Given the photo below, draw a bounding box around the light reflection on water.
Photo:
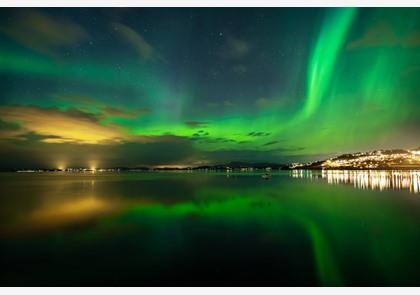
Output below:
[290,170,420,193]
[2,172,420,285]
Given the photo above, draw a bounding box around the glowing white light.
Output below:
[291,170,420,193]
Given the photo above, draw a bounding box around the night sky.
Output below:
[0,8,419,169]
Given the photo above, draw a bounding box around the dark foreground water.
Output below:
[0,170,419,286]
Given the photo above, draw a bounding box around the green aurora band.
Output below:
[0,8,419,166]
[304,8,358,120]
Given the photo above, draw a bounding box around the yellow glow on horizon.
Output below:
[88,160,98,172]
[57,161,66,171]
[153,164,191,169]
[0,105,126,144]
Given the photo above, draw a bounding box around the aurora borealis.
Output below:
[0,8,419,169]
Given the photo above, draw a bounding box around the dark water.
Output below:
[0,170,420,286]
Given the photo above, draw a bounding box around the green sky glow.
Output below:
[0,8,419,167]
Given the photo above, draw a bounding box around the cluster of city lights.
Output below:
[321,149,420,169]
[289,148,420,170]
[291,169,420,193]
[17,167,115,173]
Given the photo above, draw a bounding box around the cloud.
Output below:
[17,132,64,142]
[202,146,305,164]
[0,9,89,57]
[248,131,271,137]
[224,100,237,107]
[112,22,160,61]
[0,119,22,141]
[0,133,198,169]
[0,119,20,131]
[185,121,208,128]
[347,22,420,50]
[222,33,251,59]
[189,132,243,145]
[102,106,150,119]
[255,97,272,108]
[263,141,278,146]
[190,130,210,141]
[52,93,150,119]
[0,105,126,144]
[53,93,101,105]
[0,117,309,169]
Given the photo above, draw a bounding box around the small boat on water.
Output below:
[261,173,272,180]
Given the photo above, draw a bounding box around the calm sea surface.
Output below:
[0,170,420,286]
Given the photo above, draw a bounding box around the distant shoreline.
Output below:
[3,167,420,173]
[2,147,418,173]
